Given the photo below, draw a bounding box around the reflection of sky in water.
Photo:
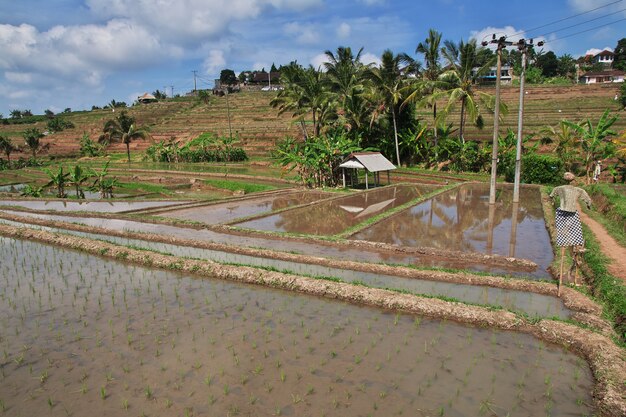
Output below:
[0,208,549,279]
[0,200,189,213]
[235,185,434,235]
[159,191,331,224]
[353,184,553,273]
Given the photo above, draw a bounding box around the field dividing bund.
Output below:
[0,217,575,319]
[0,225,624,416]
[0,207,541,276]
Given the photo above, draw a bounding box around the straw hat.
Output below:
[563,172,576,182]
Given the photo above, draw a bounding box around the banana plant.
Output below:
[44,166,69,198]
[68,165,92,199]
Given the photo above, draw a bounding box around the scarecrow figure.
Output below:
[549,172,592,295]
[593,160,602,183]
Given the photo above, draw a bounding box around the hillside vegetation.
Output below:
[1,84,623,159]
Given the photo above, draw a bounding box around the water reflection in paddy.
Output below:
[0,199,189,213]
[235,185,435,235]
[0,218,568,318]
[353,184,554,273]
[0,209,549,278]
[159,191,332,224]
[0,237,594,417]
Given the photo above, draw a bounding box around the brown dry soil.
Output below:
[579,208,626,282]
[0,224,624,417]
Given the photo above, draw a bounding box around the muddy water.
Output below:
[353,184,554,273]
[235,185,435,235]
[0,183,27,193]
[0,218,568,318]
[0,209,549,278]
[0,237,593,417]
[0,199,190,213]
[158,191,332,224]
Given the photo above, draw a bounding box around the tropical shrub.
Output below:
[517,153,564,184]
[47,117,75,133]
[79,134,106,157]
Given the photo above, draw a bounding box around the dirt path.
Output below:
[579,209,626,281]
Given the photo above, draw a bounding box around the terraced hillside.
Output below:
[1,84,624,159]
[425,83,625,142]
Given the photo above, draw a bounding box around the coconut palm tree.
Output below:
[270,64,335,139]
[101,111,150,163]
[365,50,415,166]
[0,135,17,164]
[436,39,504,144]
[415,29,443,138]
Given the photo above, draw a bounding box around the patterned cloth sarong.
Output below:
[555,208,584,247]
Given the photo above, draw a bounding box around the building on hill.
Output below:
[472,65,512,85]
[137,93,157,104]
[592,50,614,66]
[579,69,625,84]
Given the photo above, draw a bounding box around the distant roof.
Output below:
[581,69,626,77]
[252,72,281,83]
[339,152,396,172]
[595,50,614,57]
[138,93,157,103]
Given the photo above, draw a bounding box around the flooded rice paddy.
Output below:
[0,209,547,278]
[0,200,190,213]
[353,184,554,273]
[0,218,567,318]
[235,185,435,235]
[158,191,332,224]
[0,237,594,417]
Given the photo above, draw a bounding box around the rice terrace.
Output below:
[1,2,626,417]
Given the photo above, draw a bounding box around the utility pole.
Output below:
[484,35,512,206]
[192,70,197,92]
[513,39,543,203]
[170,85,174,98]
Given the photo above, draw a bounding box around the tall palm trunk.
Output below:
[392,105,400,167]
[459,95,466,144]
[126,143,131,163]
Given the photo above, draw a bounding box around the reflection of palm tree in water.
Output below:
[364,184,540,256]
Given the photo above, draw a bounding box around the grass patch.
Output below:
[586,184,626,236]
[203,178,276,194]
[116,181,171,194]
[581,224,626,343]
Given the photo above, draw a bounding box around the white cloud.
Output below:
[310,53,328,70]
[336,22,351,39]
[585,46,614,55]
[4,72,32,84]
[360,52,381,66]
[202,49,227,74]
[469,26,552,51]
[86,0,323,43]
[284,22,320,45]
[358,0,385,5]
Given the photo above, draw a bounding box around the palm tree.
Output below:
[415,29,443,138]
[540,121,578,171]
[270,64,335,139]
[101,111,149,163]
[436,39,504,144]
[0,135,17,164]
[23,128,45,161]
[365,50,415,166]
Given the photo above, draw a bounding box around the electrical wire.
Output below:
[508,0,624,38]
[544,17,626,43]
[533,7,626,38]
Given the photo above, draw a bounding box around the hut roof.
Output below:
[339,152,396,172]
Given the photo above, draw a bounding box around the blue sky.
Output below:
[1,0,624,115]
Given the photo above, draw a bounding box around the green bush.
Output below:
[620,82,626,108]
[46,117,75,132]
[506,153,564,184]
[79,134,105,157]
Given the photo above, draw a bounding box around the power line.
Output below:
[544,17,626,43]
[533,7,626,39]
[508,0,623,38]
